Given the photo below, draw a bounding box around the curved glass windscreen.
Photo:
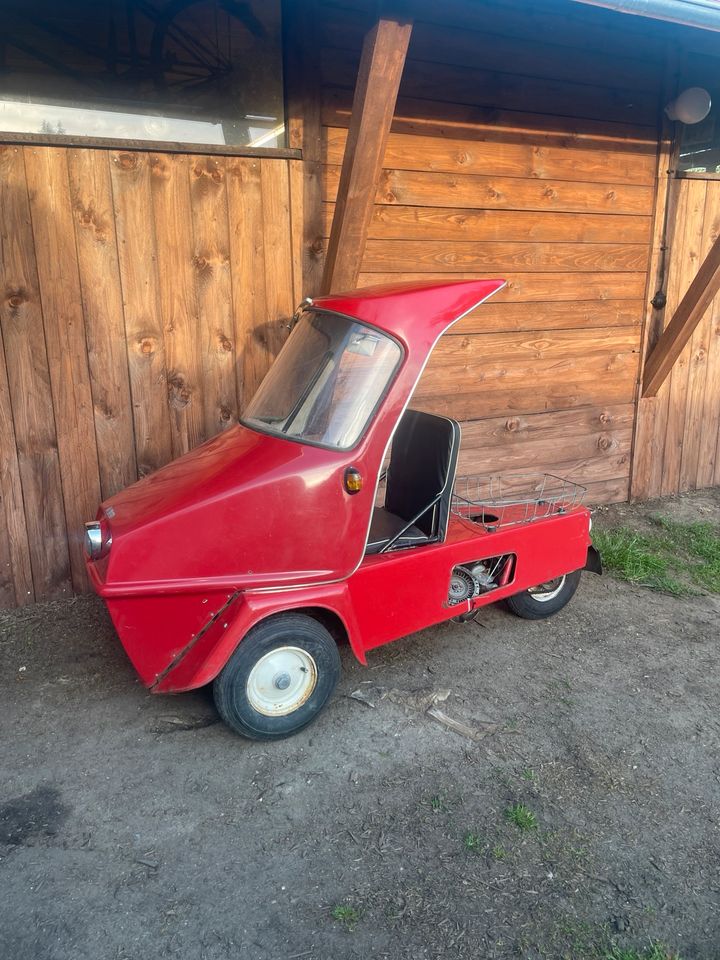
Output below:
[243,310,402,450]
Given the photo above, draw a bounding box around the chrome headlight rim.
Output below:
[84,521,105,560]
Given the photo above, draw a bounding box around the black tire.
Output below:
[213,613,341,741]
[505,569,582,620]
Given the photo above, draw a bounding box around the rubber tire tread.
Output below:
[505,569,582,620]
[213,613,341,741]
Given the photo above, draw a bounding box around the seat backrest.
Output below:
[385,409,461,540]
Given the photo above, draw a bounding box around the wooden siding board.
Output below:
[67,148,138,500]
[324,166,655,216]
[227,158,269,409]
[188,155,239,438]
[358,272,648,301]
[0,321,33,606]
[23,146,102,593]
[323,89,658,149]
[458,300,643,334]
[358,239,649,274]
[0,146,71,601]
[150,153,206,458]
[110,150,173,477]
[261,161,296,358]
[323,126,657,186]
[323,204,653,245]
[661,180,707,496]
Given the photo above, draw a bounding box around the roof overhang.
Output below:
[570,0,720,32]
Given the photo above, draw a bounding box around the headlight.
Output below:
[84,520,111,560]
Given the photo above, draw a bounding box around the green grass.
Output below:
[605,944,683,960]
[463,831,483,851]
[593,514,720,595]
[503,802,537,831]
[331,904,361,931]
[492,844,507,860]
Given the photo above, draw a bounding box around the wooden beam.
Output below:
[321,17,413,295]
[642,232,720,396]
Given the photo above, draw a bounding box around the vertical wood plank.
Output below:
[696,183,720,488]
[288,158,305,306]
[679,182,717,492]
[261,160,295,355]
[110,151,173,476]
[67,148,137,499]
[630,72,674,502]
[24,146,101,593]
[1,147,70,602]
[188,155,239,437]
[0,323,33,606]
[660,179,707,496]
[150,153,205,457]
[227,158,268,409]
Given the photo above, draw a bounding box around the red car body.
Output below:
[86,279,594,695]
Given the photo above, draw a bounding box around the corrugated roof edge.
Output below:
[570,0,720,32]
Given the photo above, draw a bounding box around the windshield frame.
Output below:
[240,307,406,452]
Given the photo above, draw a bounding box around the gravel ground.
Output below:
[1,490,720,960]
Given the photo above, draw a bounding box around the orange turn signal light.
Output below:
[344,467,363,494]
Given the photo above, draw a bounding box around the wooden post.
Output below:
[321,16,413,295]
[642,232,720,396]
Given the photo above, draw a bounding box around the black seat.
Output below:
[365,409,461,555]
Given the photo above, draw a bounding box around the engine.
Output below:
[447,556,512,605]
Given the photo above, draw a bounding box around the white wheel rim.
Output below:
[528,575,566,602]
[246,646,318,717]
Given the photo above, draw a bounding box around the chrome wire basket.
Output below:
[451,473,587,532]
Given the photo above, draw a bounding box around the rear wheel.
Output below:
[505,569,582,620]
[213,613,341,740]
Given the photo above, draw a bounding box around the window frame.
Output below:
[0,0,296,158]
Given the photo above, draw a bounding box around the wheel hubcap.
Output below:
[528,575,566,602]
[246,646,318,717]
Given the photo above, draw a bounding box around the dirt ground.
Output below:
[2,491,720,960]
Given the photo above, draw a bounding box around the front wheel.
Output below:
[213,613,341,740]
[505,569,582,620]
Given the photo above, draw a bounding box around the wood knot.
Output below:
[193,255,210,274]
[115,152,139,171]
[606,190,617,201]
[168,373,192,408]
[505,417,520,433]
[150,155,169,178]
[220,407,232,422]
[138,336,156,356]
[6,287,28,310]
[599,411,611,424]
[543,187,558,200]
[219,334,233,352]
[597,435,612,451]
[455,151,471,166]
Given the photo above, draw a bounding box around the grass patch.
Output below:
[463,831,483,852]
[492,844,507,860]
[503,802,537,831]
[605,944,682,960]
[331,904,361,931]
[593,514,720,595]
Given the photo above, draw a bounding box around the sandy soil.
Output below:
[1,490,719,960]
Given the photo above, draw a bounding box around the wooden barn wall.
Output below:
[633,178,720,499]
[0,146,301,607]
[318,0,665,506]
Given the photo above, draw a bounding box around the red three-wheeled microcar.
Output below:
[85,279,600,740]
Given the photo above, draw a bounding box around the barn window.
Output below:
[677,53,720,177]
[0,0,285,149]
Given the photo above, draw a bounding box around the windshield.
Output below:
[243,309,403,450]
